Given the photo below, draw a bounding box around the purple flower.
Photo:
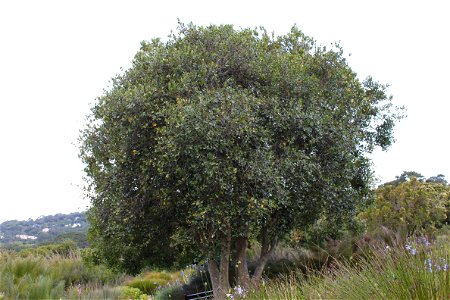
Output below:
[235,285,244,296]
[405,243,416,255]
[425,258,433,272]
[418,236,431,247]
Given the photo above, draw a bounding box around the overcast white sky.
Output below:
[0,0,449,223]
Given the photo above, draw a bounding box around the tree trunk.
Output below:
[208,260,222,299]
[208,230,232,299]
[235,236,251,288]
[251,226,278,286]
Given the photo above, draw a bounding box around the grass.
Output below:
[0,249,124,299]
[1,234,448,299]
[0,247,198,300]
[247,236,449,299]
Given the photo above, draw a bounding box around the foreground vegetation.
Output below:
[0,229,448,299]
[0,173,448,299]
[247,234,449,299]
[0,248,123,299]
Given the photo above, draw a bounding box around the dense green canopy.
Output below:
[80,23,401,296]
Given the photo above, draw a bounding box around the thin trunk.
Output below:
[235,236,251,288]
[252,226,278,286]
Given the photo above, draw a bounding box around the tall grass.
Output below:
[248,238,449,299]
[0,249,124,299]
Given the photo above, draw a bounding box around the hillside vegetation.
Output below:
[0,212,88,249]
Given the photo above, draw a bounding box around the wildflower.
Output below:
[418,236,431,247]
[235,285,245,296]
[226,293,234,299]
[425,258,433,272]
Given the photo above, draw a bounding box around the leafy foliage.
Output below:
[80,22,402,294]
[19,240,77,257]
[121,286,148,300]
[360,177,450,236]
[125,271,173,295]
[385,171,425,185]
[154,284,185,300]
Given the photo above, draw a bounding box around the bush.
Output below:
[143,271,172,282]
[126,278,161,295]
[262,258,297,279]
[359,178,449,236]
[19,240,77,258]
[181,267,211,296]
[121,286,148,300]
[125,271,175,295]
[80,247,103,266]
[154,285,185,300]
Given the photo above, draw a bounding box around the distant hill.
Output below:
[0,212,88,247]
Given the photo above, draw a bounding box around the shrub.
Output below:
[80,247,103,266]
[126,278,167,295]
[181,267,211,296]
[261,258,297,279]
[143,271,172,282]
[359,178,449,236]
[64,284,123,300]
[121,286,147,300]
[126,278,158,295]
[154,285,185,300]
[19,240,78,258]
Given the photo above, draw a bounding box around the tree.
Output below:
[426,174,448,185]
[80,23,401,298]
[360,176,450,236]
[382,171,425,186]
